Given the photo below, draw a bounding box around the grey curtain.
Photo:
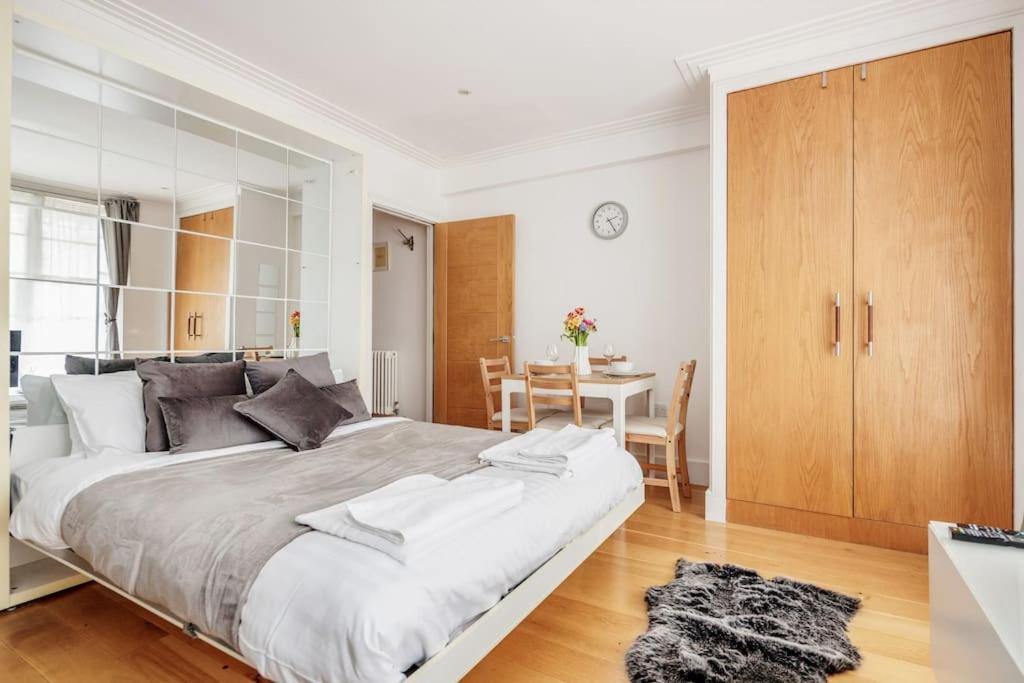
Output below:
[102,198,139,356]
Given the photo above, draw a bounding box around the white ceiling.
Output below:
[125,0,878,162]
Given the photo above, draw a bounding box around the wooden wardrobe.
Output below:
[726,32,1012,553]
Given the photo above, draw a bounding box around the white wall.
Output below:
[444,148,711,482]
[372,210,429,421]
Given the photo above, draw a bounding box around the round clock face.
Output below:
[592,202,628,240]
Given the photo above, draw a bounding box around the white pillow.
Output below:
[20,375,68,426]
[50,371,145,456]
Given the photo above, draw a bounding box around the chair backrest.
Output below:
[524,362,581,429]
[588,354,627,367]
[479,356,512,424]
[665,360,697,442]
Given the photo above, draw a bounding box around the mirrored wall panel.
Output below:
[8,24,339,396]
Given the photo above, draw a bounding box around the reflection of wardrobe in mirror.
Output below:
[174,207,233,351]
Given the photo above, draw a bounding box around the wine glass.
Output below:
[602,343,616,362]
[544,344,559,363]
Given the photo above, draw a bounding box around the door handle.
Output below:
[866,290,874,357]
[833,292,841,357]
[489,336,511,343]
[187,312,195,339]
[195,313,204,338]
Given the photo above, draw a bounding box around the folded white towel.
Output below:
[519,424,610,462]
[479,425,616,477]
[295,474,524,563]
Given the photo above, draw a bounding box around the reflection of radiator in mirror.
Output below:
[372,350,399,416]
[255,264,280,348]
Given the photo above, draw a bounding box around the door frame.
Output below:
[371,203,435,422]
[707,11,1024,526]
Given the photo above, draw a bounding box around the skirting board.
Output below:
[18,485,645,679]
[727,499,927,554]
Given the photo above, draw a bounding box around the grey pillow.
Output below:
[234,369,350,451]
[321,379,371,426]
[65,355,137,375]
[158,394,273,454]
[175,352,235,364]
[65,355,172,374]
[244,352,334,395]
[137,360,247,452]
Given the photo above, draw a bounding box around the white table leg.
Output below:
[611,385,627,447]
[501,381,512,433]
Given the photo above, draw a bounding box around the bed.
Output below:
[10,416,643,682]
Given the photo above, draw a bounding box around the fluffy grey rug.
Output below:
[626,560,861,683]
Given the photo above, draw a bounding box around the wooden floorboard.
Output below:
[1,487,933,681]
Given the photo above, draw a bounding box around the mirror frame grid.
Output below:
[8,46,335,377]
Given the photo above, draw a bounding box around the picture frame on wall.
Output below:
[374,242,390,272]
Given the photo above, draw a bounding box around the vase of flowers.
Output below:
[562,306,597,375]
[288,309,301,358]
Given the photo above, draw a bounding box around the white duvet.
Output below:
[11,418,642,683]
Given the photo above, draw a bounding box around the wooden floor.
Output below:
[0,487,933,682]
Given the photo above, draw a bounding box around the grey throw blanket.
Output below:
[61,421,512,648]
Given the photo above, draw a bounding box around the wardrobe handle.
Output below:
[187,313,195,339]
[866,291,874,357]
[833,292,841,356]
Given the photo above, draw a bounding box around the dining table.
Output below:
[499,371,657,447]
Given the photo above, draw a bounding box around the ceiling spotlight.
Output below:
[457,89,471,96]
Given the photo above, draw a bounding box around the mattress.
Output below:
[11,418,643,682]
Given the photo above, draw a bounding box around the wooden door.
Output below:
[433,215,514,427]
[173,293,227,351]
[853,33,1012,528]
[175,207,232,351]
[727,67,854,516]
[179,207,233,238]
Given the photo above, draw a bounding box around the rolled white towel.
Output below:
[296,474,524,563]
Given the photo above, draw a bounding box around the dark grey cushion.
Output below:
[234,369,350,451]
[321,379,371,426]
[158,394,272,455]
[65,355,137,375]
[137,360,247,452]
[244,352,334,395]
[65,355,171,374]
[175,352,236,364]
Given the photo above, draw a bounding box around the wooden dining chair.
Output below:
[621,360,696,512]
[479,357,539,432]
[583,354,626,410]
[524,362,612,430]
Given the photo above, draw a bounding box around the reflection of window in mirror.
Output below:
[8,21,342,396]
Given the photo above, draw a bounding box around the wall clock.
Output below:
[591,201,628,240]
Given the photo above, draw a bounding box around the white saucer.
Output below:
[603,369,643,377]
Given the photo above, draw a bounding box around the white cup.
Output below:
[610,361,634,373]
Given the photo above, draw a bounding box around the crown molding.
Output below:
[71,0,445,167]
[675,0,1024,92]
[445,104,707,168]
[37,0,714,171]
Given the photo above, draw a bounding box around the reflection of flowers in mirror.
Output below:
[290,310,301,338]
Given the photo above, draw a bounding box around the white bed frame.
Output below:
[6,425,644,680]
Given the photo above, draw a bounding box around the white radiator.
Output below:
[371,350,399,416]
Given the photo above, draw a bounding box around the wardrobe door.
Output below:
[727,67,854,516]
[854,33,1012,528]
